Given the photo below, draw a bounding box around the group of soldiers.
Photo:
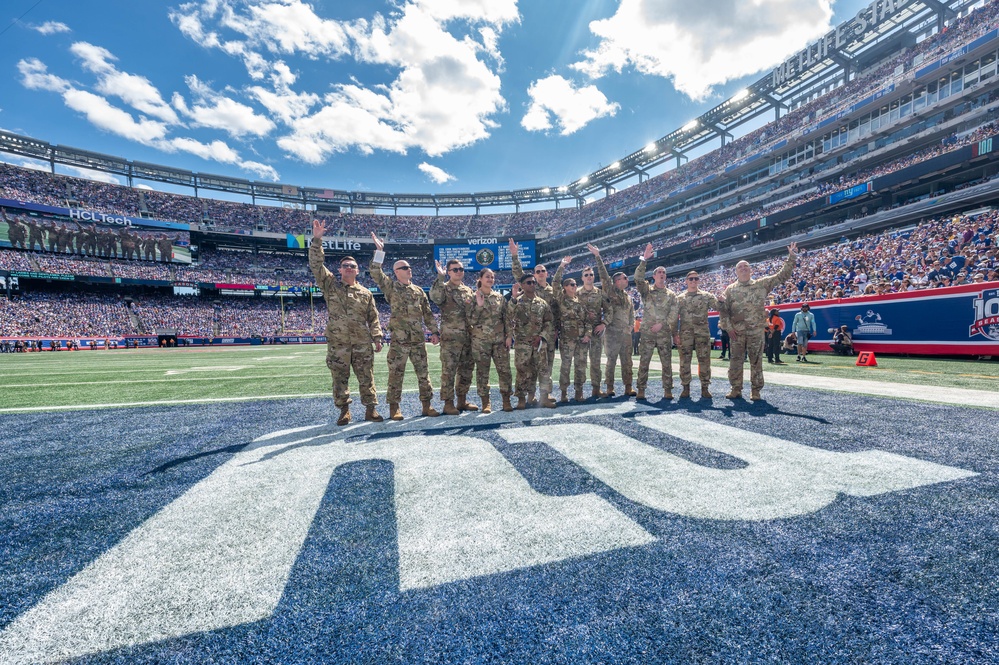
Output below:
[4,216,174,261]
[309,217,798,425]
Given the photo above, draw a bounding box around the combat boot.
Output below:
[636,389,646,400]
[574,386,586,402]
[526,395,537,407]
[501,395,513,412]
[559,392,569,404]
[541,395,557,409]
[624,385,637,397]
[725,389,743,400]
[605,384,617,398]
[365,405,384,422]
[389,403,404,421]
[663,389,674,400]
[750,389,762,401]
[336,405,351,426]
[679,385,691,399]
[516,396,526,410]
[481,397,492,414]
[421,400,440,417]
[457,394,478,412]
[591,385,604,399]
[701,386,712,399]
[442,399,460,416]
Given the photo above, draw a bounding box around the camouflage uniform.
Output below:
[512,254,557,395]
[634,260,678,395]
[508,292,555,400]
[429,274,475,402]
[27,220,44,252]
[552,265,592,397]
[596,260,635,392]
[466,291,513,402]
[7,218,26,249]
[575,281,606,389]
[309,239,383,408]
[676,289,719,390]
[718,254,797,394]
[370,255,438,405]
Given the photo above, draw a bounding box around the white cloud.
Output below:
[33,21,71,35]
[572,0,834,100]
[160,136,280,181]
[522,75,619,135]
[17,58,71,93]
[173,75,275,137]
[62,89,171,143]
[62,166,122,184]
[418,162,455,184]
[172,0,512,161]
[70,42,181,123]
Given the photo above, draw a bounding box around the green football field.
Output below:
[0,344,996,412]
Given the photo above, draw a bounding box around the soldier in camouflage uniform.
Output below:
[508,275,557,409]
[465,268,514,413]
[587,243,637,398]
[634,244,678,400]
[369,233,440,420]
[551,258,593,402]
[430,258,477,415]
[509,238,557,403]
[309,219,385,425]
[718,243,798,401]
[676,270,720,399]
[575,263,607,397]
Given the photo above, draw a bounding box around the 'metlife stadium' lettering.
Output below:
[772,0,912,87]
[67,208,133,226]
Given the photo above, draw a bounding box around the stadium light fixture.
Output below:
[683,119,699,131]
[558,186,568,192]
[542,187,550,194]
[644,143,657,153]
[579,176,589,184]
[732,89,749,102]
[612,161,621,170]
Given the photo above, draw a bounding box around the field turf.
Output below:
[0,345,996,663]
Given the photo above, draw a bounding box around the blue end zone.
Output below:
[0,388,996,664]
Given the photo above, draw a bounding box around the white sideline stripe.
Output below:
[644,361,999,410]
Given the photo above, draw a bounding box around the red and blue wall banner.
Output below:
[708,282,999,356]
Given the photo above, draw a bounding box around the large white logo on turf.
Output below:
[0,411,975,664]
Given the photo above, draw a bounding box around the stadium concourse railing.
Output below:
[4,282,998,356]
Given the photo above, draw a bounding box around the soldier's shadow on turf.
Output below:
[143,443,248,476]
[631,396,832,425]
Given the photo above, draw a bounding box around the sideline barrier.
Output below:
[709,282,999,357]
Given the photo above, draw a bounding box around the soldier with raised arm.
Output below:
[309,219,384,425]
[369,232,440,421]
[575,261,607,398]
[587,243,636,398]
[718,243,798,401]
[429,258,477,414]
[634,244,678,400]
[508,275,557,409]
[552,256,593,402]
[676,270,720,399]
[509,238,557,404]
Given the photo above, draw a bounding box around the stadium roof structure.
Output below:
[0,0,973,214]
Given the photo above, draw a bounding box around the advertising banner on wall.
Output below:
[434,237,535,271]
[706,283,999,356]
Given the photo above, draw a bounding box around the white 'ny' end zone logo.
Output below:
[0,411,976,664]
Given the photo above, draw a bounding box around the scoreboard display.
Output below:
[434,237,535,271]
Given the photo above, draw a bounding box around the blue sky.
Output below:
[0,0,875,198]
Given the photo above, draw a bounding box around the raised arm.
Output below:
[757,242,799,293]
[429,262,447,305]
[367,232,393,292]
[308,219,337,291]
[587,243,613,290]
[508,237,524,281]
[552,256,570,293]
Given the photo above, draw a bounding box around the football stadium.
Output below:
[2,0,999,663]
